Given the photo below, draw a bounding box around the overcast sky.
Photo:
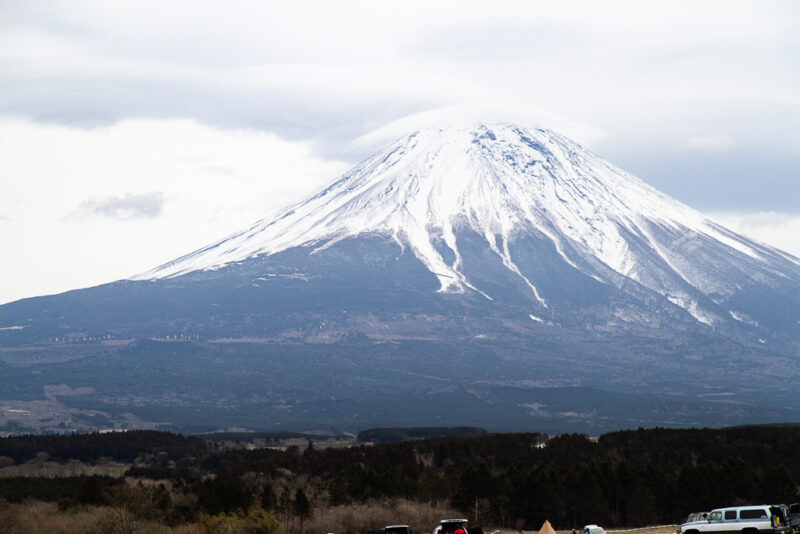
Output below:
[1,0,799,304]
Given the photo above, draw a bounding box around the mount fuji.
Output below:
[2,124,799,434]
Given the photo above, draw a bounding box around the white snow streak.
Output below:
[133,124,791,325]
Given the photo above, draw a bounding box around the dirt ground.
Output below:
[494,527,678,534]
[590,527,678,534]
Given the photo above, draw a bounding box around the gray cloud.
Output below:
[2,1,799,213]
[616,149,800,213]
[0,59,438,159]
[589,99,800,213]
[70,191,167,221]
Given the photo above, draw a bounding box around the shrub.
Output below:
[197,505,280,534]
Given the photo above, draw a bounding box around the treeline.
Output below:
[0,475,123,504]
[0,430,205,463]
[1,426,800,532]
[202,428,800,528]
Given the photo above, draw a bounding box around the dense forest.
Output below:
[1,426,799,534]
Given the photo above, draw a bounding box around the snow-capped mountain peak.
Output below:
[135,124,795,325]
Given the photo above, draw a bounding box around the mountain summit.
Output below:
[139,124,798,329]
[2,123,800,434]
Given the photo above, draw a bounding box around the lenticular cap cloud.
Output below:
[350,103,607,158]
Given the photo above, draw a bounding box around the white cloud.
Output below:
[0,119,349,304]
[350,103,607,155]
[709,211,800,259]
[70,191,167,220]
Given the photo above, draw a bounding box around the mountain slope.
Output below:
[137,124,800,335]
[1,123,799,434]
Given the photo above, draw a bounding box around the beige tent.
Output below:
[538,520,557,534]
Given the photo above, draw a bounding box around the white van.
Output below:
[583,524,605,534]
[680,505,791,534]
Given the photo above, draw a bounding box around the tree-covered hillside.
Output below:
[1,426,799,533]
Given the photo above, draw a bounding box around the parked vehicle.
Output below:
[787,504,799,533]
[432,519,468,534]
[680,505,791,534]
[381,526,410,534]
[583,525,605,534]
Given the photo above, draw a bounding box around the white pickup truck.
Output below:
[680,506,791,534]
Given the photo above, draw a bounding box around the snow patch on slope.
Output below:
[667,295,717,326]
[730,310,759,327]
